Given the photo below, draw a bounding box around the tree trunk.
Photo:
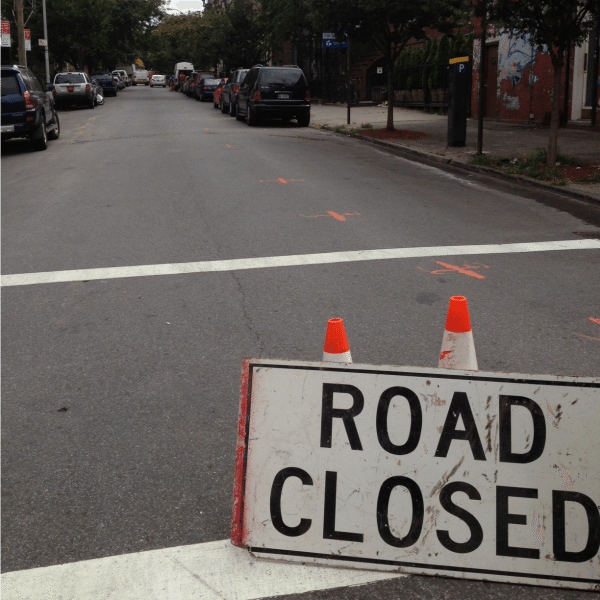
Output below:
[547,58,563,168]
[386,59,394,130]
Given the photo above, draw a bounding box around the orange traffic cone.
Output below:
[323,318,352,363]
[438,296,478,371]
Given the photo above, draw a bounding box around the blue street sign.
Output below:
[322,32,347,49]
[322,39,347,49]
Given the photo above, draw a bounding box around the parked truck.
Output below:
[132,63,149,86]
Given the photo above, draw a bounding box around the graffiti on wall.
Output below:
[497,31,547,111]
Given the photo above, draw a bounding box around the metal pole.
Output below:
[42,0,50,85]
[476,0,486,154]
[591,23,599,127]
[347,36,351,125]
[16,0,26,66]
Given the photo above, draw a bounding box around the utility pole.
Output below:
[42,0,51,85]
[476,0,486,154]
[16,0,26,66]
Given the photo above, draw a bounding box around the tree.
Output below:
[308,0,465,129]
[490,0,597,167]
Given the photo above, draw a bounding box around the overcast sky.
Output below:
[164,0,205,14]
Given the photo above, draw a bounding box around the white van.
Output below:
[174,62,194,82]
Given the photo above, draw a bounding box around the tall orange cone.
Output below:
[323,318,352,363]
[438,296,478,371]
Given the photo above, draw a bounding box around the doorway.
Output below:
[483,44,499,118]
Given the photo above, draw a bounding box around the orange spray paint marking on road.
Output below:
[572,332,600,343]
[418,262,489,280]
[226,144,232,148]
[300,212,360,221]
[278,178,288,184]
[589,317,600,325]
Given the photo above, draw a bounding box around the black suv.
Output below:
[235,65,310,126]
[221,68,249,116]
[1,65,60,150]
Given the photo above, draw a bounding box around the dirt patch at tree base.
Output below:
[360,129,429,140]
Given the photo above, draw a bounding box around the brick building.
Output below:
[472,19,599,124]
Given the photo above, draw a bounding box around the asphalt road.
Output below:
[2,85,600,598]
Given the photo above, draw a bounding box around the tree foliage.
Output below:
[150,1,263,74]
[0,0,164,75]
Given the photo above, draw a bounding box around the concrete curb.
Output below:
[312,126,600,207]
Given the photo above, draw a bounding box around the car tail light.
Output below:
[52,86,56,94]
[233,85,239,94]
[305,90,310,101]
[86,84,90,92]
[253,89,262,101]
[23,90,35,109]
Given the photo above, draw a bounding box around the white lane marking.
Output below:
[0,538,402,600]
[2,239,599,287]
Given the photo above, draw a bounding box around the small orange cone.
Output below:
[323,318,352,363]
[438,296,478,371]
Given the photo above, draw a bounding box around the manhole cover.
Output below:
[574,231,600,240]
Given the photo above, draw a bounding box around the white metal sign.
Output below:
[1,21,10,47]
[232,359,600,591]
[24,29,31,51]
[38,39,47,47]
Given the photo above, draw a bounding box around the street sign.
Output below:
[322,32,347,49]
[24,29,31,51]
[38,39,47,47]
[232,359,600,591]
[1,21,10,47]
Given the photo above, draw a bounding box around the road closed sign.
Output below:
[231,359,600,591]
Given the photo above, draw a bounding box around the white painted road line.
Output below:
[2,239,600,287]
[1,539,402,600]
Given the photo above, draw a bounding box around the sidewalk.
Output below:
[309,104,600,202]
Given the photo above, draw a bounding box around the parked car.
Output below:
[213,78,227,108]
[113,70,129,87]
[190,71,214,98]
[196,77,223,102]
[113,74,125,90]
[235,65,310,126]
[150,74,166,88]
[52,71,96,109]
[221,68,248,116]
[91,72,118,97]
[1,64,60,150]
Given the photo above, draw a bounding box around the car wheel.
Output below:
[297,114,310,127]
[31,115,48,151]
[48,113,60,140]
[88,98,95,109]
[246,105,259,126]
[230,101,237,117]
[220,98,228,114]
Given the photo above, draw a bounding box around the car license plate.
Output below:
[67,86,74,92]
[279,93,290,99]
[1,125,15,133]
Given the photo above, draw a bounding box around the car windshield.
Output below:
[1,71,21,95]
[204,79,220,86]
[259,69,306,87]
[55,73,86,84]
